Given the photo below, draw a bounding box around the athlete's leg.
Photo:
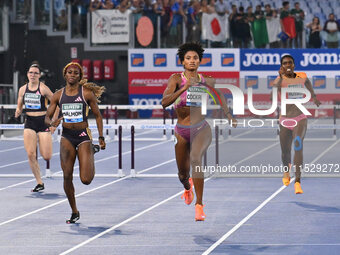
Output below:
[292,118,307,183]
[190,125,212,205]
[23,129,43,185]
[279,126,293,181]
[77,141,95,185]
[175,133,190,190]
[37,131,53,161]
[60,137,77,213]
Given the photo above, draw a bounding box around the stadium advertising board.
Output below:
[128,49,240,117]
[128,49,340,117]
[240,49,340,116]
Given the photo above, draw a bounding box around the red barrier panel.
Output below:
[104,59,115,80]
[82,59,92,80]
[93,60,103,80]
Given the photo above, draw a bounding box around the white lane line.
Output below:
[59,190,183,255]
[59,140,278,254]
[0,179,40,192]
[0,146,25,153]
[0,139,171,191]
[0,138,61,153]
[0,152,61,169]
[203,243,340,246]
[0,156,175,227]
[202,138,340,255]
[202,186,287,255]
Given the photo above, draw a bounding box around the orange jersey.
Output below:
[274,72,307,100]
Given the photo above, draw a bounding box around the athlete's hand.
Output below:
[99,137,106,150]
[279,66,285,78]
[49,126,56,134]
[313,97,321,107]
[50,116,63,128]
[230,117,237,128]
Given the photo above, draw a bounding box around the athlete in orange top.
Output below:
[273,55,321,194]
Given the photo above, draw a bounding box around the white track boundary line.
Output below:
[59,190,183,255]
[0,140,170,191]
[0,158,175,227]
[0,152,61,169]
[59,138,278,254]
[202,138,340,255]
[0,146,25,153]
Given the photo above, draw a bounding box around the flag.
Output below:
[251,18,269,47]
[202,13,229,41]
[282,16,296,38]
[266,17,281,43]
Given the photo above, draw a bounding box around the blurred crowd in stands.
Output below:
[5,0,340,48]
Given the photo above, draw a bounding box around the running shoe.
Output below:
[282,177,291,186]
[294,182,303,194]
[92,144,100,154]
[31,183,44,192]
[282,164,291,186]
[66,211,80,224]
[195,204,206,221]
[181,178,194,205]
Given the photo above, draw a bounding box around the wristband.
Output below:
[99,136,105,141]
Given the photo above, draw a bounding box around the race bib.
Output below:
[62,103,83,123]
[287,84,304,99]
[24,93,41,109]
[186,86,207,107]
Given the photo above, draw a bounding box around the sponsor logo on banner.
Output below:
[201,53,212,66]
[267,76,277,88]
[312,76,326,89]
[153,54,167,67]
[241,49,340,71]
[221,54,235,66]
[335,76,340,89]
[176,56,182,67]
[129,94,163,118]
[245,76,258,89]
[131,54,144,67]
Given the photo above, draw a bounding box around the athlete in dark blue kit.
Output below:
[45,62,106,223]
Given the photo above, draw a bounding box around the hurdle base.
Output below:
[45,168,52,178]
[130,169,136,177]
[117,169,125,178]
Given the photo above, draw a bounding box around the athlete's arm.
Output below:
[305,78,321,107]
[272,67,285,89]
[41,83,54,102]
[85,89,106,150]
[161,74,188,108]
[205,76,237,128]
[15,86,25,118]
[45,90,63,127]
[41,83,60,132]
